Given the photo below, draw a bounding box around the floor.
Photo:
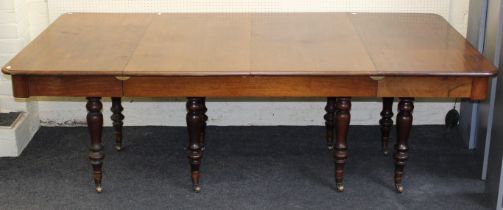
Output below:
[0,126,490,209]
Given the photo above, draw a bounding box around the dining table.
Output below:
[2,12,497,194]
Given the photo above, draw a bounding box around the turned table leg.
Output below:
[394,97,414,193]
[186,97,206,192]
[325,97,337,150]
[334,97,351,192]
[201,98,208,151]
[111,97,124,151]
[87,97,105,193]
[379,97,394,155]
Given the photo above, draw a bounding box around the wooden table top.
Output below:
[2,12,497,77]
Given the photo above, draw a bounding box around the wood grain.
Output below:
[471,77,489,100]
[125,13,251,75]
[349,13,497,76]
[21,76,122,97]
[125,13,375,76]
[249,13,374,75]
[377,76,473,98]
[123,76,378,97]
[12,76,30,98]
[4,13,153,75]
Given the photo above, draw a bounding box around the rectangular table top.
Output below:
[2,12,497,77]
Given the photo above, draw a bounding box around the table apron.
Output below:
[12,75,123,97]
[124,76,377,97]
[377,76,486,100]
[10,75,489,100]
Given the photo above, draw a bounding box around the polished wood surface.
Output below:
[126,14,251,75]
[350,13,496,76]
[4,14,152,75]
[249,13,374,75]
[2,13,497,77]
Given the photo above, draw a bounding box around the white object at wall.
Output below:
[0,0,46,156]
[36,0,469,127]
[0,102,40,157]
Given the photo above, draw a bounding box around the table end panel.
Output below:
[12,76,30,98]
[471,77,489,101]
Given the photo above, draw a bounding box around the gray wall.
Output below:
[472,0,503,209]
[461,0,488,151]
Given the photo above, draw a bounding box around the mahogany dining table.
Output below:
[1,12,497,194]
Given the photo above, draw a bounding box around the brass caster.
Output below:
[336,183,344,192]
[383,149,389,156]
[95,185,103,193]
[193,185,201,193]
[115,145,122,151]
[328,145,334,151]
[395,184,404,193]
